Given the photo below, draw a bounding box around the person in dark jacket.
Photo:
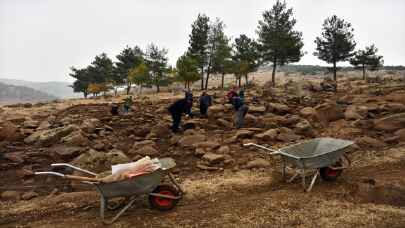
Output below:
[168,95,193,133]
[232,95,249,129]
[199,91,212,117]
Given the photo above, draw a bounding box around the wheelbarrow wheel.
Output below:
[320,161,343,182]
[149,184,179,211]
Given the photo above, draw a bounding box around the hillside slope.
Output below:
[0,82,57,105]
[0,78,80,99]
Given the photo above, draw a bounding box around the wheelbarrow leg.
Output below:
[301,168,306,190]
[102,196,137,225]
[306,171,319,192]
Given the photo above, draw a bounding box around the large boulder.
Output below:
[202,153,225,165]
[300,107,316,118]
[178,134,207,148]
[128,145,159,157]
[249,106,266,114]
[395,129,405,141]
[254,129,278,141]
[266,103,290,115]
[356,136,386,148]
[374,113,405,132]
[23,119,40,129]
[235,130,254,139]
[315,102,344,126]
[345,105,368,120]
[61,130,90,147]
[208,105,226,116]
[245,158,270,169]
[71,149,130,173]
[277,127,301,142]
[1,191,21,202]
[24,124,78,146]
[379,103,405,114]
[216,118,233,128]
[150,124,171,137]
[294,120,315,137]
[80,118,100,133]
[195,141,221,150]
[0,121,21,142]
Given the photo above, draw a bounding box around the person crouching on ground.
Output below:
[168,93,193,133]
[199,91,212,118]
[232,93,249,129]
[123,96,133,113]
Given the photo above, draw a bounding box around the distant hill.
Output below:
[0,82,57,105]
[0,78,80,99]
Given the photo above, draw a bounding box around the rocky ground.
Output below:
[1,75,405,227]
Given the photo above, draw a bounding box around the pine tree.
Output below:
[188,14,210,90]
[232,35,260,87]
[175,53,200,89]
[114,46,144,94]
[257,0,304,87]
[350,44,383,80]
[69,67,90,98]
[145,43,169,93]
[314,15,356,82]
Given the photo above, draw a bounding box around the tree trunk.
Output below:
[245,73,248,86]
[184,82,187,89]
[205,61,212,90]
[333,61,337,81]
[83,91,88,99]
[362,64,366,80]
[114,88,118,96]
[200,66,204,90]
[238,77,241,87]
[271,60,277,87]
[221,73,225,89]
[126,82,132,95]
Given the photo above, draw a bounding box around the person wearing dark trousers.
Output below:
[232,95,249,129]
[199,91,212,117]
[168,95,193,133]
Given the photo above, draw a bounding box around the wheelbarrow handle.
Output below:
[243,143,281,155]
[35,172,99,182]
[51,163,97,176]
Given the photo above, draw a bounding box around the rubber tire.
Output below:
[320,161,343,182]
[149,184,180,211]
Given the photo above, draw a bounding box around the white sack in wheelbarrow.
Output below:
[100,156,161,183]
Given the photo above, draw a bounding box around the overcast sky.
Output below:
[1,0,404,82]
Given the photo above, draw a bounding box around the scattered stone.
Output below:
[249,106,266,114]
[356,136,386,148]
[267,103,290,115]
[71,149,130,173]
[216,119,233,128]
[315,102,344,126]
[195,141,221,150]
[202,153,225,165]
[4,152,24,164]
[81,118,100,133]
[300,107,316,118]
[194,148,206,157]
[132,140,156,149]
[1,191,20,201]
[217,145,230,154]
[179,134,207,148]
[197,164,222,171]
[24,124,78,146]
[235,130,254,139]
[22,191,39,200]
[23,120,40,129]
[395,129,405,141]
[246,158,270,169]
[374,113,405,132]
[345,105,368,120]
[129,145,159,156]
[52,145,83,159]
[0,121,21,142]
[254,129,278,141]
[37,121,51,130]
[61,130,90,147]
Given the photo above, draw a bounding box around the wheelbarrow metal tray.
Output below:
[93,171,163,198]
[279,138,354,169]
